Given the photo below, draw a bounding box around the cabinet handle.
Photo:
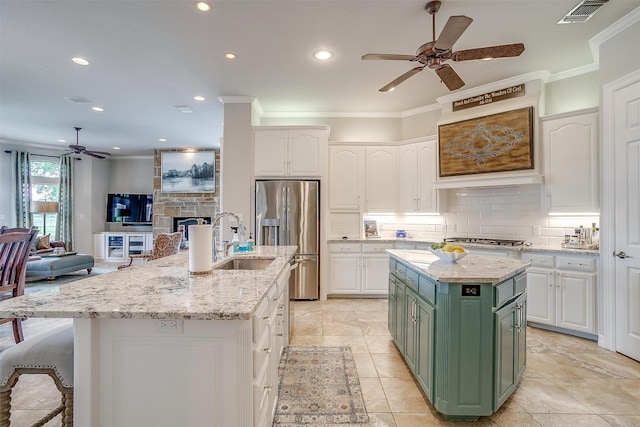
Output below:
[264,347,272,353]
[277,333,283,337]
[264,385,272,391]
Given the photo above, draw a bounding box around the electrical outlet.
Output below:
[534,226,541,236]
[155,319,183,334]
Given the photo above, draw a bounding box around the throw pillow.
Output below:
[36,233,51,250]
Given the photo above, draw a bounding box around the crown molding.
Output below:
[589,6,640,63]
[546,63,599,83]
[261,111,402,118]
[217,96,256,104]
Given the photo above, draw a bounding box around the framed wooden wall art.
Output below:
[438,106,534,177]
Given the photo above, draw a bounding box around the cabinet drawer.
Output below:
[404,267,419,291]
[418,274,436,306]
[252,298,270,344]
[494,279,514,308]
[362,242,394,253]
[514,272,527,295]
[329,243,361,253]
[390,259,406,279]
[556,256,596,272]
[521,253,554,268]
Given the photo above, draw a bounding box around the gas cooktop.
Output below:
[444,237,525,246]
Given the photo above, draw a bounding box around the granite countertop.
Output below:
[0,246,297,321]
[387,249,530,284]
[330,238,600,255]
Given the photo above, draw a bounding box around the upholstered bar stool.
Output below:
[0,324,74,427]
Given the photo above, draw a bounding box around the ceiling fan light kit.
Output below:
[363,0,525,92]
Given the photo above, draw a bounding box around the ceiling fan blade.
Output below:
[433,15,473,53]
[84,151,108,159]
[435,64,465,91]
[362,53,417,61]
[379,66,425,92]
[86,150,111,156]
[452,43,525,61]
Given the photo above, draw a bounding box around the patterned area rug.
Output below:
[274,346,369,426]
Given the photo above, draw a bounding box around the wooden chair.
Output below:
[118,232,182,269]
[0,324,74,427]
[0,229,37,343]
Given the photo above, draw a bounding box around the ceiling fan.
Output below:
[362,0,525,92]
[67,127,111,159]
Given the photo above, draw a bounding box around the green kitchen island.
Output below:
[387,250,530,421]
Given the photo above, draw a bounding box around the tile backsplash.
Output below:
[368,185,599,247]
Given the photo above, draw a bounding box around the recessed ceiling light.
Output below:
[193,95,205,101]
[313,49,334,61]
[92,106,104,112]
[159,138,167,142]
[113,147,121,150]
[225,52,237,60]
[57,139,66,143]
[72,57,89,66]
[196,2,210,12]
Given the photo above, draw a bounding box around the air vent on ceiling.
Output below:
[174,105,195,114]
[64,96,92,103]
[558,0,609,24]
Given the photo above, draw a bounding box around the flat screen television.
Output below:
[106,193,153,224]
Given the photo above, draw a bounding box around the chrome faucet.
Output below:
[212,212,246,261]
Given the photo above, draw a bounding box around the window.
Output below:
[30,160,60,236]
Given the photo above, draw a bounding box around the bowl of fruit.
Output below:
[429,242,468,263]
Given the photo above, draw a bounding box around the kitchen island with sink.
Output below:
[0,246,297,427]
[387,250,530,421]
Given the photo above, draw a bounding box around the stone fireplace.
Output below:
[151,149,220,239]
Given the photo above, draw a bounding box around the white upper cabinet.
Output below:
[329,146,365,210]
[365,146,397,213]
[253,127,328,177]
[541,110,599,213]
[253,130,287,176]
[399,138,441,213]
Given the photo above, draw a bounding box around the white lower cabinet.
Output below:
[94,232,153,261]
[522,252,596,335]
[328,242,393,296]
[253,267,290,427]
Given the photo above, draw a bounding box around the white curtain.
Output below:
[56,155,74,249]
[11,151,31,228]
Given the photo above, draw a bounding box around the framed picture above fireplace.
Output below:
[161,151,216,193]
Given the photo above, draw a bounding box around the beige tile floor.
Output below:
[290,298,640,427]
[2,295,640,426]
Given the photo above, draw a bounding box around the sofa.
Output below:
[26,234,94,281]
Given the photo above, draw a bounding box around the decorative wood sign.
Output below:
[438,106,534,177]
[452,84,525,112]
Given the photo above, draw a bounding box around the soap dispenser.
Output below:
[247,233,255,252]
[230,227,240,253]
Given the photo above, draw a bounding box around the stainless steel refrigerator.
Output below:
[255,180,319,300]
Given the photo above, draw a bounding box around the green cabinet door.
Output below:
[388,274,406,350]
[494,291,527,408]
[404,288,419,373]
[414,295,435,401]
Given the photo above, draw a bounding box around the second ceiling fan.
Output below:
[362,1,525,92]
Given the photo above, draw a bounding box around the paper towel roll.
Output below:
[188,224,213,275]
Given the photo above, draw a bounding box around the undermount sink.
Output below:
[213,257,275,271]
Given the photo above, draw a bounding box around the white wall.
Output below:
[108,158,153,193]
[544,71,600,115]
